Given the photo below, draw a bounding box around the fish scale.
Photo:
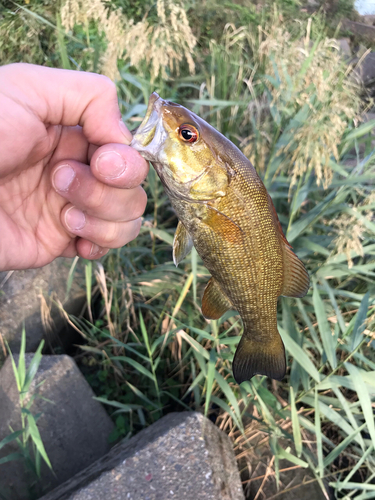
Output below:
[131,92,310,383]
[195,167,282,331]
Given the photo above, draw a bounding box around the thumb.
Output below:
[3,63,132,145]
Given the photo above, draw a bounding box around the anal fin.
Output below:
[232,330,286,383]
[173,221,193,267]
[281,245,310,298]
[202,277,233,320]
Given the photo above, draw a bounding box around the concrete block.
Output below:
[0,258,86,361]
[39,412,244,500]
[357,52,375,85]
[362,15,375,26]
[0,354,115,499]
[364,112,375,122]
[338,38,351,58]
[342,19,375,40]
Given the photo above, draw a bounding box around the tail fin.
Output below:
[232,331,286,384]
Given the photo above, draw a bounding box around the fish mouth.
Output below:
[138,92,160,131]
[130,92,167,161]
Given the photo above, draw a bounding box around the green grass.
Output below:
[0,329,53,500]
[76,90,375,495]
[1,1,375,498]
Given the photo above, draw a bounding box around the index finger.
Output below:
[0,63,132,146]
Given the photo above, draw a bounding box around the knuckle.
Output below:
[87,183,107,211]
[133,218,142,236]
[117,188,147,222]
[96,75,117,95]
[102,223,119,247]
[125,219,142,245]
[134,188,148,217]
[129,188,147,220]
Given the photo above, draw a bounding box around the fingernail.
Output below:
[53,165,75,192]
[96,151,126,179]
[119,119,132,144]
[65,207,86,231]
[90,243,101,256]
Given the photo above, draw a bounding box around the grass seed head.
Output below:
[332,213,364,268]
[245,16,361,187]
[61,0,196,80]
[331,192,375,267]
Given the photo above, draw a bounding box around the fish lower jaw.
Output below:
[130,120,168,163]
[130,139,160,162]
[134,148,158,162]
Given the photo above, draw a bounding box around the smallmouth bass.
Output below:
[131,93,309,383]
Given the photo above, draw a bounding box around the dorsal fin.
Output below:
[267,193,309,298]
[267,193,291,247]
[202,277,233,320]
[281,245,310,298]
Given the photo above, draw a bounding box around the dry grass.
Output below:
[332,213,365,268]
[61,0,196,80]
[2,4,375,498]
[331,192,375,267]
[243,16,361,188]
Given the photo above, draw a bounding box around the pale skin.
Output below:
[0,63,149,272]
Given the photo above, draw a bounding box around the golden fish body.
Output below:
[131,93,309,383]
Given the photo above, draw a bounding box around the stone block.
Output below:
[357,52,375,85]
[39,412,244,500]
[362,15,375,26]
[364,112,375,123]
[0,258,86,361]
[338,38,351,57]
[342,19,375,40]
[0,354,115,499]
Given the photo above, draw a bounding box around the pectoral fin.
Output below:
[173,221,193,267]
[202,278,233,320]
[203,206,243,244]
[232,329,286,383]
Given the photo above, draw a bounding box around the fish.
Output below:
[130,92,309,384]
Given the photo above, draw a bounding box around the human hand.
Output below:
[0,63,149,272]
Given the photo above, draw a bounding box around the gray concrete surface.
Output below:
[362,15,375,26]
[338,38,352,57]
[39,412,244,500]
[0,354,114,500]
[356,52,375,85]
[0,258,86,360]
[342,19,375,39]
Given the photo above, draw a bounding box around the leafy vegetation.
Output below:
[0,330,52,500]
[1,0,375,498]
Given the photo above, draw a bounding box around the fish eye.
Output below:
[178,124,199,143]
